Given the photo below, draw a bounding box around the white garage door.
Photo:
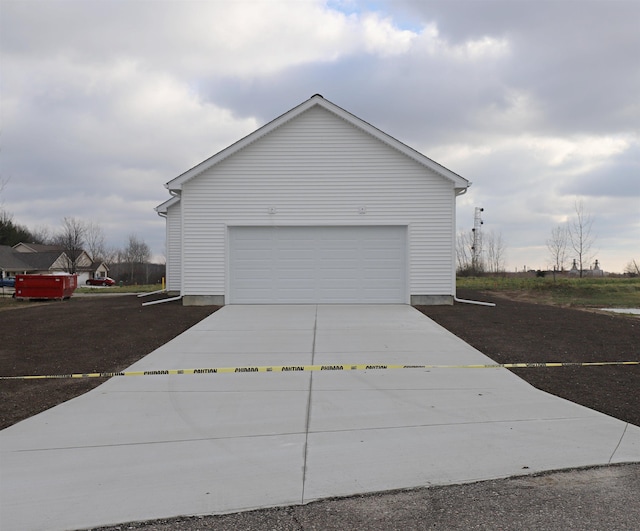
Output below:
[229,226,407,304]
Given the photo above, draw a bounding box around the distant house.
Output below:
[156,94,470,305]
[0,243,109,284]
[0,246,33,279]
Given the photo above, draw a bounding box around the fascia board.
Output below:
[155,195,181,214]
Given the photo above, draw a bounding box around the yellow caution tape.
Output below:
[1,361,638,380]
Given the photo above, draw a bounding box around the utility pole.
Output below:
[471,207,484,273]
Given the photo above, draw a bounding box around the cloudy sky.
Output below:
[1,0,638,272]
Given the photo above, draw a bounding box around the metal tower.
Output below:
[471,207,484,272]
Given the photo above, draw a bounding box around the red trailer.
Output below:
[15,274,78,300]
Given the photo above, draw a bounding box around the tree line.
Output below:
[456,199,637,276]
[547,199,638,277]
[0,211,163,285]
[456,229,507,275]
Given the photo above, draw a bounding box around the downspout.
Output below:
[142,294,182,306]
[454,296,496,307]
[149,195,182,307]
[138,289,166,297]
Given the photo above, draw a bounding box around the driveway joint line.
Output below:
[301,305,318,504]
[609,422,629,463]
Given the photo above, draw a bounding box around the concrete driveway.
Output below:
[2,305,639,531]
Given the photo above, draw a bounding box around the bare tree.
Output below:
[485,230,507,273]
[568,199,596,278]
[624,259,640,277]
[29,224,52,244]
[124,234,151,263]
[84,221,107,262]
[52,217,86,273]
[456,229,474,274]
[123,234,151,283]
[102,245,120,266]
[457,228,501,275]
[547,224,569,271]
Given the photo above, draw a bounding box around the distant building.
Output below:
[568,258,605,277]
[0,244,109,284]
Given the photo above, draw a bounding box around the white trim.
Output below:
[155,195,180,215]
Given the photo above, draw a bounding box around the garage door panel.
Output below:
[276,288,316,295]
[234,267,272,279]
[229,226,406,303]
[364,270,402,281]
[278,251,315,261]
[362,259,404,268]
[362,247,402,257]
[318,270,360,281]
[277,260,316,270]
[318,261,360,271]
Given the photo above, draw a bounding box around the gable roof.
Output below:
[2,244,105,273]
[165,94,470,193]
[155,195,181,216]
[0,246,32,271]
[0,246,66,272]
[13,242,66,253]
[16,250,68,270]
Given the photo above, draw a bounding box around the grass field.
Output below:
[75,284,163,294]
[2,279,638,309]
[0,284,163,310]
[458,276,640,308]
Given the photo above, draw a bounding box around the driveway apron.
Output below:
[2,305,639,531]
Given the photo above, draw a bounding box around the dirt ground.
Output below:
[417,289,640,427]
[2,291,639,531]
[0,293,218,430]
[1,289,638,429]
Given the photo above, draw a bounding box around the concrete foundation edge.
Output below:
[182,295,452,306]
[411,294,454,306]
[182,295,225,306]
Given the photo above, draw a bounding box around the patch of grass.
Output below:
[0,284,164,311]
[457,276,640,308]
[0,295,17,309]
[76,284,164,294]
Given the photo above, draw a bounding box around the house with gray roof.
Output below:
[0,244,109,284]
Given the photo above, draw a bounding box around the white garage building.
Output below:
[156,95,470,305]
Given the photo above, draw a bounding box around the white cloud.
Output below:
[361,12,417,56]
[407,20,510,61]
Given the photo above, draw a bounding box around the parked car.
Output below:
[86,277,115,286]
[0,276,16,288]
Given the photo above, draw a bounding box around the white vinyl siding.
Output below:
[180,105,455,299]
[229,226,407,303]
[165,201,182,292]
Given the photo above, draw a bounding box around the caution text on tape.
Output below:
[1,361,638,380]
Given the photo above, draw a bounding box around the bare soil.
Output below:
[2,291,639,531]
[1,289,638,429]
[417,289,640,427]
[0,294,218,430]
